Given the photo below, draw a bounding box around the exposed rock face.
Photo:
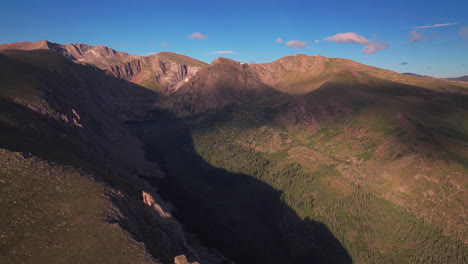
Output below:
[0,40,207,94]
[174,255,200,264]
[108,54,204,93]
[0,40,138,66]
[110,187,201,263]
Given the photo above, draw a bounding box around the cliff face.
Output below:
[108,54,205,93]
[0,41,208,94]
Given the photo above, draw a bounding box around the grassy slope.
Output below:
[0,51,51,107]
[155,52,208,68]
[254,55,468,96]
[0,50,162,263]
[0,103,156,264]
[0,149,155,264]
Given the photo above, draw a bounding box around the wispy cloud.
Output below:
[414,22,458,29]
[211,50,235,54]
[160,42,170,47]
[363,42,389,55]
[286,40,308,48]
[323,32,389,55]
[400,62,408,65]
[189,32,208,40]
[461,26,468,40]
[314,40,320,44]
[410,30,424,42]
[275,38,283,43]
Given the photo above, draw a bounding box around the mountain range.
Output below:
[447,75,468,82]
[0,40,467,264]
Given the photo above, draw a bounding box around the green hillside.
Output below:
[141,57,468,263]
[129,105,468,263]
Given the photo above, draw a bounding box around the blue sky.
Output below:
[1,0,467,77]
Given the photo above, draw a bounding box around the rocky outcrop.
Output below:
[107,54,204,94]
[174,255,200,264]
[109,59,143,80]
[108,187,201,263]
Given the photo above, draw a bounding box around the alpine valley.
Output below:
[0,40,467,264]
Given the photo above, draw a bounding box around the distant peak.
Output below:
[157,51,179,56]
[29,40,52,50]
[211,57,240,65]
[37,40,50,45]
[288,54,327,59]
[265,54,330,66]
[0,40,54,51]
[147,51,183,58]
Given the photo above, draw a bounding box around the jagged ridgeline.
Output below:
[1,40,467,264]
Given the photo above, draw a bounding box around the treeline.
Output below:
[191,126,467,264]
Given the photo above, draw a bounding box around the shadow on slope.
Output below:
[0,50,200,263]
[128,111,353,264]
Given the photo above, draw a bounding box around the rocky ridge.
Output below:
[0,40,208,94]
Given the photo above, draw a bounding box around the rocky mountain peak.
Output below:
[211,57,242,66]
[0,39,51,51]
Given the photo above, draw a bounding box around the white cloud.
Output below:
[189,32,208,40]
[324,32,369,44]
[160,42,170,47]
[286,40,308,48]
[211,50,235,54]
[314,40,320,44]
[323,32,389,55]
[414,23,458,29]
[275,38,283,43]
